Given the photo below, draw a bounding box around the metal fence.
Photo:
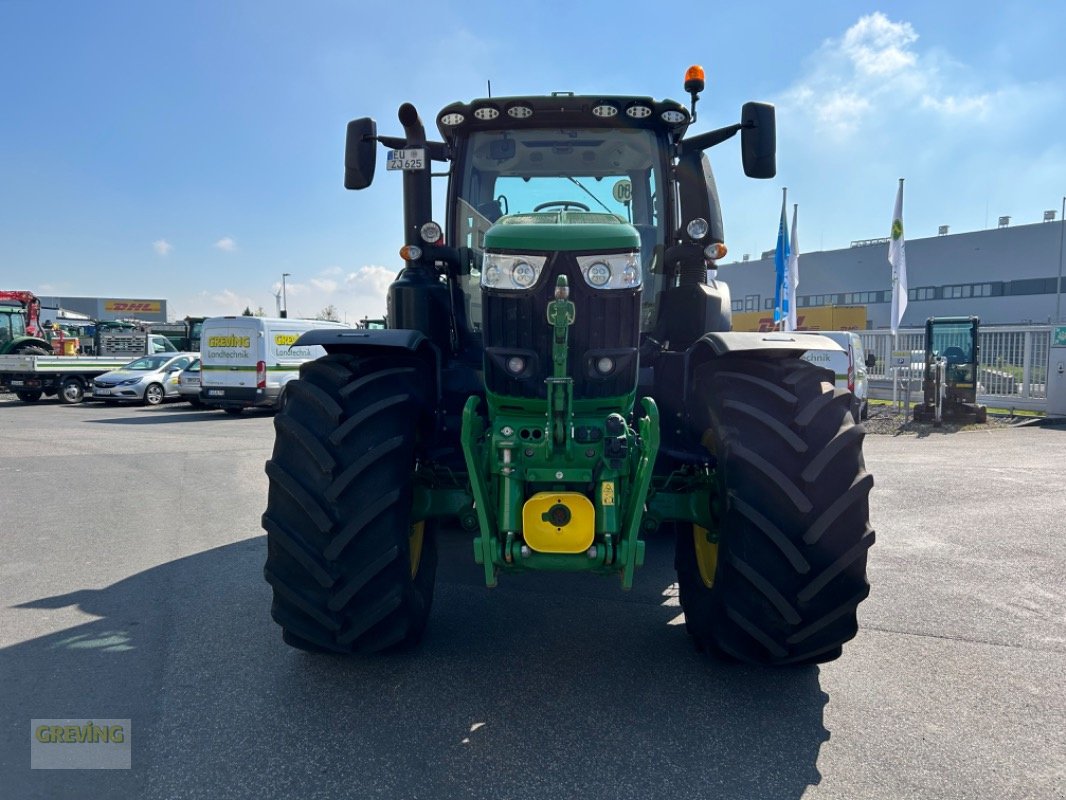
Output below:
[858,325,1053,412]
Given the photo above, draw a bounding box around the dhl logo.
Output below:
[754,315,811,332]
[274,334,299,346]
[208,335,251,348]
[105,300,161,313]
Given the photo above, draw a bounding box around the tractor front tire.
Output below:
[262,353,437,654]
[677,355,874,666]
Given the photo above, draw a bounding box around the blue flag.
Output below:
[773,189,791,325]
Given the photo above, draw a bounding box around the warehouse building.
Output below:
[717,216,1065,328]
[36,295,168,324]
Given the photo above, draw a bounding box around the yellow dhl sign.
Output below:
[274,334,299,346]
[207,335,251,348]
[731,305,867,333]
[104,300,161,313]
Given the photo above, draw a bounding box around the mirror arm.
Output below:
[678,123,742,158]
[373,136,449,162]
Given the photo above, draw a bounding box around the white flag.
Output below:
[786,204,799,331]
[889,178,908,334]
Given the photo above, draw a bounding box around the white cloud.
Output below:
[778,12,998,140]
[214,237,237,252]
[840,13,918,77]
[153,239,173,256]
[310,277,339,293]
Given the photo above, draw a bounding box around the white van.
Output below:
[799,330,870,422]
[199,316,349,414]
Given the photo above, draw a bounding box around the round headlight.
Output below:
[622,263,640,286]
[484,265,501,286]
[420,222,442,244]
[586,262,611,287]
[506,356,526,375]
[512,261,536,288]
[596,357,615,374]
[686,218,709,240]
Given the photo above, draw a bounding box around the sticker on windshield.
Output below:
[612,180,632,204]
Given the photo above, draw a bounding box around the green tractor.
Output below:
[0,291,52,356]
[262,68,874,665]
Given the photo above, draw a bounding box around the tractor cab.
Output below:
[913,316,987,425]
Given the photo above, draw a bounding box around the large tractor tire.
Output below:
[676,354,874,666]
[262,353,437,654]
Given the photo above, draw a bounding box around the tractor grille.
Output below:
[482,252,640,400]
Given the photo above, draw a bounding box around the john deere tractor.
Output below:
[262,68,874,665]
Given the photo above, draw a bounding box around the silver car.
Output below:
[92,353,197,406]
[177,358,202,406]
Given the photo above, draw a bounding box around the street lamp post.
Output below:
[281,273,291,319]
[1057,197,1065,323]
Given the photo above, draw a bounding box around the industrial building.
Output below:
[36,295,168,324]
[717,216,1065,329]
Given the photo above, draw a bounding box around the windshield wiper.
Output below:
[566,177,615,215]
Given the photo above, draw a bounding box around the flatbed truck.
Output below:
[0,333,178,404]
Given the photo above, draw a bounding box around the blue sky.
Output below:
[2,1,1064,321]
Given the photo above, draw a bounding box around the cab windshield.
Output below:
[0,308,27,342]
[451,127,666,331]
[124,356,171,371]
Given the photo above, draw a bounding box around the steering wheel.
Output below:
[533,201,590,212]
[942,346,967,365]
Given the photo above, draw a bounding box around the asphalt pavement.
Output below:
[1,396,1063,799]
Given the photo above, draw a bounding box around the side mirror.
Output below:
[740,102,776,179]
[344,117,378,190]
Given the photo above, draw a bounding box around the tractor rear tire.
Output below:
[676,354,874,666]
[262,352,437,654]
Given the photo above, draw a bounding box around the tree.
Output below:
[241,306,254,316]
[316,304,340,322]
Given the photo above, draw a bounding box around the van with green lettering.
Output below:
[199,316,349,415]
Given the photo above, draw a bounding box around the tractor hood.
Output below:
[484,211,640,253]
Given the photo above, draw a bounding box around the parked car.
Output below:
[800,330,870,422]
[92,353,197,406]
[177,358,202,406]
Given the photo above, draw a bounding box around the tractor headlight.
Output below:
[576,253,642,290]
[481,253,547,290]
[686,218,709,240]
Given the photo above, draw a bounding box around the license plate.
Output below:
[386,148,425,171]
[208,389,224,397]
[95,388,111,395]
[10,380,23,386]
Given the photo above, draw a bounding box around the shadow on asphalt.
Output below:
[2,533,829,800]
[83,407,274,424]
